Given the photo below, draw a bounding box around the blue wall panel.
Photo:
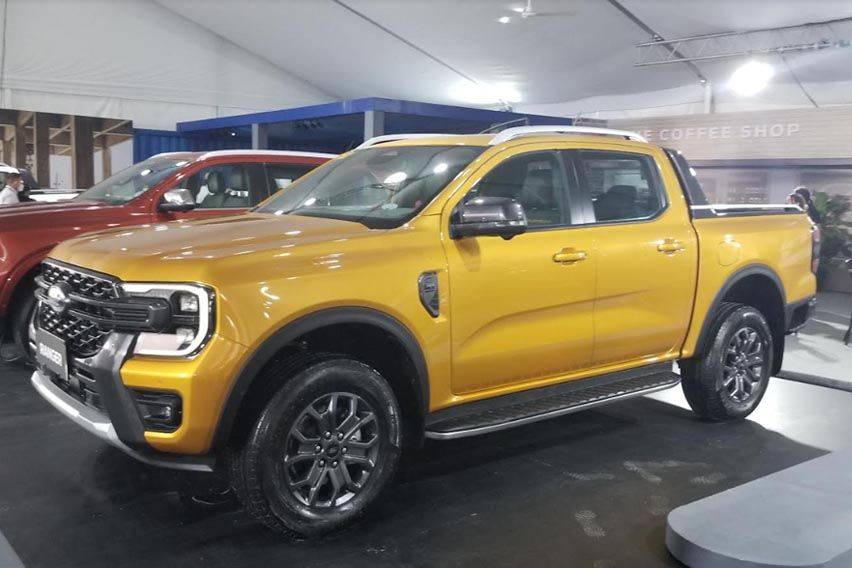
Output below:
[132,129,250,163]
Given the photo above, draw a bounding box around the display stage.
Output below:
[668,449,852,567]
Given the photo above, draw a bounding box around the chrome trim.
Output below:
[31,370,213,472]
[424,379,680,440]
[691,204,802,212]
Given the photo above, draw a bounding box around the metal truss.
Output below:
[636,17,852,67]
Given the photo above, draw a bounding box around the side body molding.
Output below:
[210,307,429,450]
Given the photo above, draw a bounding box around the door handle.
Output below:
[553,248,588,264]
[657,239,685,253]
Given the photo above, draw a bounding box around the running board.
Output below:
[425,366,680,440]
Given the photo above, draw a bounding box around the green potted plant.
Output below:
[813,192,852,291]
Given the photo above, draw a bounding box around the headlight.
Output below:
[121,283,214,357]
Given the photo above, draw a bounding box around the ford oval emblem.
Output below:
[46,282,71,313]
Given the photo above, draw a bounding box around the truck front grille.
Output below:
[41,262,118,300]
[36,262,119,358]
[38,303,110,358]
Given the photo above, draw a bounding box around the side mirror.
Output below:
[450,196,527,240]
[158,188,196,212]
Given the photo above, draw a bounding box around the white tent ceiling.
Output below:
[155,0,852,115]
[4,0,852,129]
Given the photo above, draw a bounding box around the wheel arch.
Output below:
[694,264,786,374]
[2,247,51,331]
[211,306,430,451]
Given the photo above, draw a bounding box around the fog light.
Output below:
[178,292,199,313]
[175,327,196,346]
[133,391,182,432]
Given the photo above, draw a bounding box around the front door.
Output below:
[444,148,596,395]
[161,162,268,222]
[572,148,698,367]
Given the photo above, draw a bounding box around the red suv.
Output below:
[0,149,333,360]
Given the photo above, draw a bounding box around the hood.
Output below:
[0,199,110,225]
[50,212,373,281]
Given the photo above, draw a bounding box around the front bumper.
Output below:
[30,330,215,472]
[31,368,212,472]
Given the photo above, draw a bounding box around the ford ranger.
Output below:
[0,149,333,360]
[28,126,817,536]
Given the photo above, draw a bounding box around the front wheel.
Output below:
[680,302,773,421]
[229,354,402,537]
[9,287,36,364]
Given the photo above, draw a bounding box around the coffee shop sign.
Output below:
[637,123,801,142]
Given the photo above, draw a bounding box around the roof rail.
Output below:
[356,133,453,150]
[489,125,648,145]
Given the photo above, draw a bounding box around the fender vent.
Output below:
[418,272,439,317]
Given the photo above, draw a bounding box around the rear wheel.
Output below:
[229,354,402,537]
[680,302,773,421]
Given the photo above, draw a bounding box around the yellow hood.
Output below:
[50,213,372,283]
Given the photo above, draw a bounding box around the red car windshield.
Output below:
[76,156,191,205]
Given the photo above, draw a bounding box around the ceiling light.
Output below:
[498,16,511,23]
[729,60,774,97]
[450,81,522,105]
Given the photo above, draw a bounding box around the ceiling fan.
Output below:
[512,0,575,18]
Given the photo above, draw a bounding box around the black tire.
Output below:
[680,302,774,421]
[229,353,402,537]
[10,285,36,364]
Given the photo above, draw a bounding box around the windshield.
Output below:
[256,145,485,228]
[76,157,191,205]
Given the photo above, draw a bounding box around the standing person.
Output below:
[793,186,822,224]
[0,171,23,205]
[787,191,807,210]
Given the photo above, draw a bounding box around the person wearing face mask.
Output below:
[0,171,23,205]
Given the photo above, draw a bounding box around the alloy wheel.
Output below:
[281,392,380,509]
[721,326,765,403]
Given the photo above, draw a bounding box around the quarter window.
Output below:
[466,152,571,228]
[579,151,665,222]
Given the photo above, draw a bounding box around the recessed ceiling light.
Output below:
[729,60,774,97]
[498,16,511,23]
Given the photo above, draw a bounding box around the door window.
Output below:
[265,163,314,195]
[578,151,666,222]
[179,163,264,209]
[466,152,572,228]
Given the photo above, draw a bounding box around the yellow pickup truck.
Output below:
[29,126,817,536]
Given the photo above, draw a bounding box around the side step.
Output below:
[425,366,680,440]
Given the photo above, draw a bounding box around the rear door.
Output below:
[571,148,698,367]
